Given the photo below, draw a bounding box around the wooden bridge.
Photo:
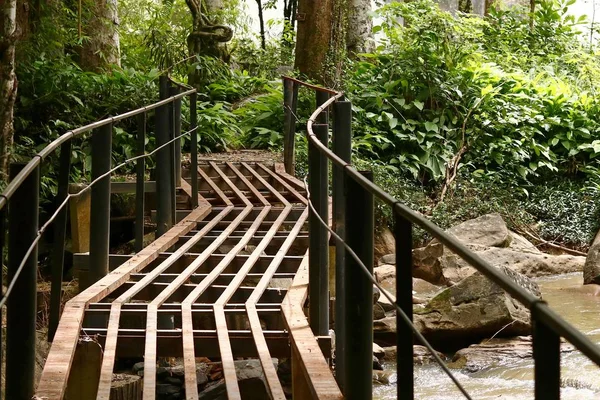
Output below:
[35,159,341,399]
[0,76,599,400]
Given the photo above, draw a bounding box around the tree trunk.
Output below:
[347,0,373,56]
[79,0,120,71]
[185,0,233,87]
[256,0,266,50]
[0,0,18,179]
[294,0,348,88]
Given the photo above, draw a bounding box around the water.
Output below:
[374,274,600,399]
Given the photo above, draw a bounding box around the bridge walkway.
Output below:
[36,161,342,400]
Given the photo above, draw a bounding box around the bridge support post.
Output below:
[332,100,352,391]
[6,163,39,400]
[283,79,298,175]
[308,123,329,337]
[135,112,147,252]
[394,211,414,399]
[156,76,174,236]
[89,123,112,285]
[49,140,72,341]
[343,170,374,399]
[533,306,560,399]
[190,92,199,207]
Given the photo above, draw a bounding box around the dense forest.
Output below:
[1,0,600,250]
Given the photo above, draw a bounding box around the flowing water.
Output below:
[374,273,600,399]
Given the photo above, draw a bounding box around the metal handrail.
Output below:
[0,88,195,211]
[286,75,600,399]
[0,76,197,400]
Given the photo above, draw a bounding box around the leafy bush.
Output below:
[346,0,600,194]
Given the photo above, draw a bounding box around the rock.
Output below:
[379,253,396,266]
[373,343,386,360]
[164,376,183,385]
[380,345,444,365]
[413,267,540,350]
[440,247,585,284]
[373,370,397,385]
[198,359,277,400]
[584,232,600,284]
[377,288,396,312]
[373,316,397,345]
[413,214,584,285]
[133,361,145,373]
[375,228,396,259]
[447,213,511,248]
[373,285,381,304]
[157,383,180,395]
[156,367,170,380]
[373,355,383,370]
[373,303,386,320]
[374,264,395,291]
[413,345,445,365]
[449,336,574,372]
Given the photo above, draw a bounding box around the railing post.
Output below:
[533,306,560,400]
[395,210,414,399]
[89,123,112,285]
[156,76,173,236]
[190,92,199,207]
[170,85,183,188]
[6,163,39,400]
[49,140,72,341]
[332,100,352,391]
[283,79,298,175]
[135,112,146,252]
[0,208,4,400]
[168,83,177,223]
[308,123,329,336]
[316,91,330,124]
[343,169,374,399]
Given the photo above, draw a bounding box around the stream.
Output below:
[374,273,600,399]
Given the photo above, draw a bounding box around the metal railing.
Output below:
[282,76,600,400]
[0,76,197,400]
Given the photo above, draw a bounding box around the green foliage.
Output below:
[347,0,600,191]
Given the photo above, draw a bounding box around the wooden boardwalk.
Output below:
[36,161,342,399]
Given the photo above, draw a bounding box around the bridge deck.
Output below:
[36,161,342,400]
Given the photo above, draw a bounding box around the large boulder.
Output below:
[413,213,585,285]
[413,266,540,350]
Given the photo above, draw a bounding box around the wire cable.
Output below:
[0,125,199,310]
[302,176,474,400]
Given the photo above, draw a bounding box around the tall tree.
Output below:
[0,0,18,178]
[79,0,121,70]
[185,0,233,86]
[294,0,348,87]
[347,0,373,55]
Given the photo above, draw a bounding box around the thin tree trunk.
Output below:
[347,0,373,55]
[256,0,266,50]
[0,0,18,180]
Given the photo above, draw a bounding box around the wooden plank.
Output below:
[37,204,211,400]
[98,208,230,400]
[227,162,270,206]
[197,166,233,206]
[275,163,306,191]
[144,206,256,400]
[241,162,289,205]
[213,206,293,399]
[257,163,307,204]
[245,209,308,400]
[281,254,343,399]
[181,206,270,399]
[210,162,252,207]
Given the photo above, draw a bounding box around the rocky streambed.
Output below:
[371,213,600,399]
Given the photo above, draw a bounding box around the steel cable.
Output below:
[0,124,199,310]
[303,176,474,400]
